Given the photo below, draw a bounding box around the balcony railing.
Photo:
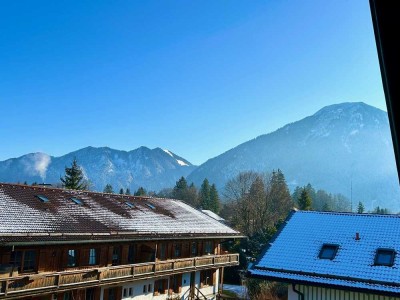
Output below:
[0,253,239,299]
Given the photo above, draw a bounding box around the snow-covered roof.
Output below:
[249,210,400,295]
[0,183,241,244]
[202,210,225,222]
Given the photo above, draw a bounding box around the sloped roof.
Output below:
[249,210,400,295]
[0,183,241,244]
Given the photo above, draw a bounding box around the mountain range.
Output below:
[1,102,399,211]
[0,147,195,192]
[187,102,400,211]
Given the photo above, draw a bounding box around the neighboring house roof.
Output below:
[0,183,241,245]
[201,210,225,222]
[248,210,400,295]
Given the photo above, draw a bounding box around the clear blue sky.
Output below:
[0,0,386,165]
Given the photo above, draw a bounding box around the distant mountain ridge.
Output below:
[0,146,196,192]
[187,102,400,211]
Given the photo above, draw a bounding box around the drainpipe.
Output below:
[292,284,304,300]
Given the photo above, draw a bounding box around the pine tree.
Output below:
[103,184,114,193]
[298,187,312,210]
[172,177,188,200]
[119,188,124,194]
[199,179,211,210]
[60,158,88,190]
[267,169,293,221]
[125,188,131,195]
[209,184,220,213]
[134,187,147,196]
[357,201,365,213]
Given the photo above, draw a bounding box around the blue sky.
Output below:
[0,0,386,165]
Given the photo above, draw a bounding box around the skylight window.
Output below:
[125,201,135,208]
[70,197,83,205]
[375,249,396,266]
[146,203,155,210]
[319,244,339,260]
[35,195,49,203]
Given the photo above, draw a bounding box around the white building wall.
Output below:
[99,270,221,300]
[288,285,400,300]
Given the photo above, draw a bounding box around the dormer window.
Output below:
[125,201,135,208]
[36,195,49,203]
[375,248,396,266]
[70,197,83,205]
[146,203,155,210]
[319,244,339,260]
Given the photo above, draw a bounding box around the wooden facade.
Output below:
[0,240,239,300]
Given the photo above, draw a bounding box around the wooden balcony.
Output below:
[0,253,239,299]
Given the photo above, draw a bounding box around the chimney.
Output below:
[355,232,360,240]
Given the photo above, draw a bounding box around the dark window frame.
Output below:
[67,249,78,267]
[318,244,339,260]
[10,249,37,273]
[374,248,396,266]
[88,248,98,265]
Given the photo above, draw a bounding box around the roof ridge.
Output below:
[297,210,400,218]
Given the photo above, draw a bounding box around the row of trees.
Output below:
[291,183,351,212]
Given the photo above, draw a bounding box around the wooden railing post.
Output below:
[4,279,9,296]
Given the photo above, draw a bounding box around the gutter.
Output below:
[292,284,304,300]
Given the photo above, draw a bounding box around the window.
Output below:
[23,250,36,272]
[63,292,72,300]
[67,249,77,267]
[10,250,37,273]
[148,284,152,293]
[128,244,136,263]
[204,241,213,255]
[123,288,127,298]
[128,288,133,297]
[112,246,121,265]
[125,201,135,208]
[375,248,396,266]
[173,243,182,258]
[35,195,49,203]
[88,248,97,265]
[108,288,116,300]
[70,197,83,205]
[85,288,95,300]
[170,274,182,293]
[146,203,155,210]
[143,285,147,293]
[191,242,198,257]
[319,244,339,260]
[154,279,168,294]
[200,270,213,287]
[159,243,166,260]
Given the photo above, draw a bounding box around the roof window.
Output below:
[319,244,339,260]
[70,197,83,205]
[375,249,396,266]
[125,201,135,208]
[146,203,155,210]
[35,195,49,203]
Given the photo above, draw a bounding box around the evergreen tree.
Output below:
[172,177,188,200]
[199,179,211,210]
[119,188,124,194]
[125,188,131,195]
[357,201,365,213]
[103,184,114,193]
[267,169,293,223]
[134,187,147,196]
[60,158,88,190]
[209,184,220,213]
[298,187,312,210]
